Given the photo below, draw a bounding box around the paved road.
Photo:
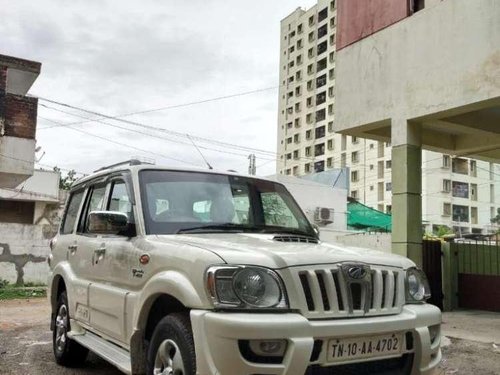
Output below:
[1,298,499,375]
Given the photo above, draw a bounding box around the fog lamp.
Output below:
[429,324,440,345]
[249,340,287,357]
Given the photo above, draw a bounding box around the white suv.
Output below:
[48,160,441,375]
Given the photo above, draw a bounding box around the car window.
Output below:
[61,190,85,234]
[108,180,133,220]
[261,192,299,228]
[81,184,107,233]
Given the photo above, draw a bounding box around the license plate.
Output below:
[327,333,403,363]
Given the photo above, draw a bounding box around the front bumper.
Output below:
[191,304,441,375]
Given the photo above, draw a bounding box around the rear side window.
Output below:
[61,190,85,234]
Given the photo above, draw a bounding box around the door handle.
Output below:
[68,244,78,254]
[93,247,106,264]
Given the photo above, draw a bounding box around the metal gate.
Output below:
[453,240,500,312]
[422,240,444,310]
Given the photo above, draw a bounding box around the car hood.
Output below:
[152,233,415,269]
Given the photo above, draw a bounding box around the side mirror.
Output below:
[87,211,129,235]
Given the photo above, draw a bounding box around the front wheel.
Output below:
[147,313,196,375]
[53,291,89,367]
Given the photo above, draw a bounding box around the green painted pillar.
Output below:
[391,120,423,267]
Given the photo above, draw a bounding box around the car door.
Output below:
[71,182,109,327]
[87,176,139,344]
[57,188,89,320]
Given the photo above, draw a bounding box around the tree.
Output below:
[54,167,77,190]
[491,208,500,224]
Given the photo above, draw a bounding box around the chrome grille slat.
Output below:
[294,265,404,319]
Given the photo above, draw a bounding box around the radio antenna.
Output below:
[187,134,213,170]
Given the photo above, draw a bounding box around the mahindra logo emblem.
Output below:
[347,266,367,280]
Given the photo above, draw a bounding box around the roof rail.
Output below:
[93,159,153,173]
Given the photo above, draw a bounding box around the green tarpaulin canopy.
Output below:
[347,200,392,232]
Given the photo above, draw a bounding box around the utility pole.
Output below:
[248,154,256,176]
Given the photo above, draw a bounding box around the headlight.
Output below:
[206,266,288,309]
[405,268,431,303]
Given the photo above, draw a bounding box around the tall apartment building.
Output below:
[277,0,500,235]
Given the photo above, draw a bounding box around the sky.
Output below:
[0,0,317,177]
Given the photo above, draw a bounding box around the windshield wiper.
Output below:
[176,223,245,234]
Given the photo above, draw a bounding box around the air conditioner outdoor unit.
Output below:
[314,207,334,225]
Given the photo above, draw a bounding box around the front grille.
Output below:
[294,265,404,319]
[273,235,319,244]
[304,354,413,375]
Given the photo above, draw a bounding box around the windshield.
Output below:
[139,170,316,237]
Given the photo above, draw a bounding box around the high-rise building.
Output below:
[277,0,500,235]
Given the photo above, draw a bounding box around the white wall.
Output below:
[0,223,55,285]
[334,232,392,253]
[272,175,348,232]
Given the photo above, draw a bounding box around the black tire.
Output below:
[53,291,89,367]
[147,313,196,375]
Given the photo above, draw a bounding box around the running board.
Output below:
[68,330,131,374]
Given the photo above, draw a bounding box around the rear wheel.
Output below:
[53,291,89,367]
[147,313,196,375]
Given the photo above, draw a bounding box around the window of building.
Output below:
[309,15,315,26]
[306,130,312,140]
[318,41,328,55]
[330,16,336,28]
[295,86,302,96]
[443,203,451,216]
[370,185,374,191]
[442,179,451,193]
[352,136,359,144]
[314,143,325,156]
[305,146,311,156]
[295,102,301,112]
[308,31,315,43]
[289,46,295,54]
[471,184,478,201]
[307,79,314,91]
[305,163,311,173]
[442,155,451,168]
[287,107,293,114]
[351,151,359,163]
[308,47,315,59]
[329,51,335,63]
[316,108,326,122]
[351,190,359,200]
[286,153,292,160]
[315,125,326,139]
[327,157,333,168]
[296,55,303,65]
[328,121,334,132]
[294,134,300,143]
[317,57,327,72]
[306,113,313,124]
[0,200,35,225]
[351,170,359,182]
[288,61,295,68]
[316,91,326,105]
[386,182,392,192]
[318,7,328,22]
[285,169,291,175]
[327,139,334,150]
[470,160,477,177]
[293,166,298,175]
[328,104,334,115]
[318,24,328,39]
[316,74,327,88]
[452,181,469,198]
[287,76,294,83]
[370,164,374,171]
[289,30,296,39]
[328,86,334,98]
[386,160,392,169]
[287,137,292,144]
[298,23,303,34]
[452,205,469,222]
[329,68,335,80]
[293,150,299,159]
[452,158,468,175]
[286,122,293,129]
[306,96,313,107]
[330,33,336,46]
[287,91,293,99]
[296,70,302,80]
[314,160,325,172]
[294,118,301,128]
[307,63,314,75]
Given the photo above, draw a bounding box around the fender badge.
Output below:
[140,254,150,265]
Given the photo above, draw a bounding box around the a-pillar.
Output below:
[391,119,423,267]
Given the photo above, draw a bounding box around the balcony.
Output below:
[0,54,40,188]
